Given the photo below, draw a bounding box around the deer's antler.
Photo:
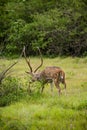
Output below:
[23,46,33,72]
[34,47,43,73]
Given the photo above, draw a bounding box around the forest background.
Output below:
[0,0,87,57]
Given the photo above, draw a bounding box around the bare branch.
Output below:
[0,46,24,84]
[0,61,18,83]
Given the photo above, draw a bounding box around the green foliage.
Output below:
[0,0,87,56]
[0,76,25,106]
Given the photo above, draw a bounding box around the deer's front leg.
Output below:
[50,82,54,92]
[27,81,32,94]
[40,83,45,93]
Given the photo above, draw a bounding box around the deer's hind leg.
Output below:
[54,78,61,95]
[63,81,66,95]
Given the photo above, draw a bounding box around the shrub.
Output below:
[0,76,25,106]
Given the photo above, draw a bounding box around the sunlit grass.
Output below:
[0,57,87,130]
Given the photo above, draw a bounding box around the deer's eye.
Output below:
[37,77,39,80]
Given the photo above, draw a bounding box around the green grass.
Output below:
[0,57,87,130]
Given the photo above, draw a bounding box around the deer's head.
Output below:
[23,46,43,82]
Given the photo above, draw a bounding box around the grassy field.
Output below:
[0,57,87,130]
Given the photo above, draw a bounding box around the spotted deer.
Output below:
[23,46,66,95]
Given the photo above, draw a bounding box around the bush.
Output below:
[0,76,25,106]
[3,120,27,130]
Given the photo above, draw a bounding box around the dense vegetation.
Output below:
[0,0,87,56]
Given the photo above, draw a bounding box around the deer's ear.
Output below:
[25,71,33,76]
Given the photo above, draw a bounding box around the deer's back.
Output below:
[41,66,62,78]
